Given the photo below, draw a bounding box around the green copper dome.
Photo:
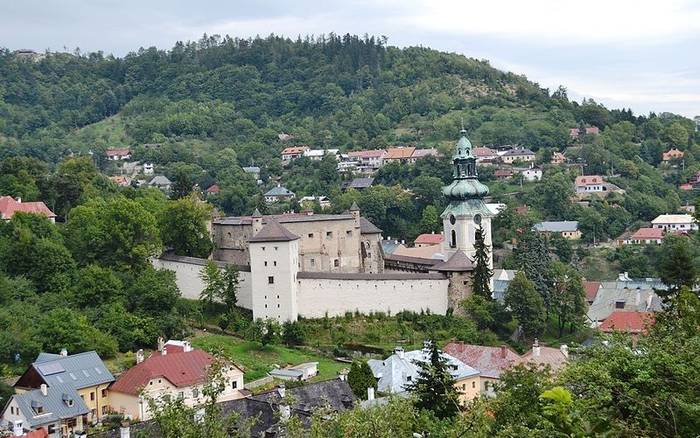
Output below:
[442,178,489,199]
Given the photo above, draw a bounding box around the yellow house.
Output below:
[13,350,115,424]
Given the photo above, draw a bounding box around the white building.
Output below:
[303,149,340,161]
[651,214,698,232]
[143,162,154,175]
[520,167,542,182]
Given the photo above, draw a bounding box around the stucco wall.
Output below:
[151,257,253,310]
[296,276,449,318]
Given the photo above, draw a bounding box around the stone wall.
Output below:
[151,255,253,309]
[295,272,449,318]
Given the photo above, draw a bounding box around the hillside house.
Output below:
[533,221,581,239]
[500,147,535,164]
[205,184,220,196]
[494,168,513,180]
[586,273,664,326]
[662,148,684,162]
[281,146,309,162]
[550,152,566,165]
[520,167,542,182]
[599,311,655,339]
[414,233,444,248]
[105,148,131,161]
[651,214,697,232]
[474,147,498,163]
[409,148,440,163]
[618,227,663,245]
[0,196,56,223]
[148,176,172,192]
[263,185,295,203]
[109,340,244,421]
[347,149,386,171]
[383,147,416,164]
[569,126,600,139]
[142,163,154,175]
[443,342,520,395]
[519,340,568,374]
[303,149,339,161]
[342,177,374,191]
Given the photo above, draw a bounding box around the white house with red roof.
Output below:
[108,340,244,421]
[0,196,56,223]
[105,148,131,161]
[619,227,664,245]
[413,232,444,248]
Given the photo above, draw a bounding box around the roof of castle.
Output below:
[359,217,382,234]
[249,220,300,243]
[431,250,474,272]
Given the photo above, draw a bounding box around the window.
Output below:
[178,392,184,400]
[273,261,277,266]
[268,276,275,284]
[472,381,476,388]
[310,258,315,267]
[615,300,625,309]
[326,231,333,239]
[48,425,56,434]
[406,376,412,381]
[34,405,43,415]
[102,406,108,415]
[90,392,95,401]
[232,380,238,389]
[192,388,199,398]
[102,389,108,398]
[264,261,268,266]
[451,230,456,248]
[274,246,278,251]
[308,233,314,238]
[346,230,352,237]
[334,259,340,268]
[262,246,266,251]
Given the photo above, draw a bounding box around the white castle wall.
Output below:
[295,274,449,319]
[151,256,253,309]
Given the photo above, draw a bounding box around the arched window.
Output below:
[450,230,457,248]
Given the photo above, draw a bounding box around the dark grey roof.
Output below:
[431,250,474,272]
[34,351,114,390]
[12,384,89,428]
[383,253,441,265]
[264,186,295,197]
[297,271,445,280]
[360,217,382,234]
[249,220,299,243]
[350,201,360,211]
[348,177,374,189]
[149,175,172,186]
[214,213,353,226]
[243,166,261,173]
[533,221,579,233]
[381,240,401,255]
[502,147,535,156]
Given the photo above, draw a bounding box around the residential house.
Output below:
[574,175,623,197]
[109,176,132,187]
[533,221,581,239]
[383,147,416,164]
[600,311,655,335]
[586,273,665,327]
[268,362,318,381]
[0,196,56,223]
[569,126,600,139]
[263,185,295,203]
[443,342,520,395]
[342,177,374,191]
[520,167,542,182]
[550,152,566,165]
[473,147,498,163]
[109,340,245,421]
[409,148,440,163]
[492,269,517,302]
[519,340,569,374]
[651,214,697,232]
[281,146,309,162]
[336,159,359,173]
[414,233,444,248]
[142,163,154,175]
[500,147,535,164]
[618,227,664,245]
[494,169,513,180]
[14,351,114,422]
[680,204,696,214]
[303,149,339,161]
[347,150,386,171]
[299,196,331,210]
[662,148,684,162]
[368,346,481,406]
[148,176,172,192]
[2,383,89,438]
[105,148,131,161]
[205,184,220,196]
[242,166,261,181]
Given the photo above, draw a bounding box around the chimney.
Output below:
[367,387,375,401]
[394,347,405,359]
[560,344,569,359]
[157,337,164,352]
[532,339,541,358]
[162,346,167,356]
[120,421,131,438]
[40,383,48,396]
[183,341,192,353]
[15,197,21,203]
[136,349,144,364]
[60,348,68,357]
[500,345,507,359]
[277,384,286,398]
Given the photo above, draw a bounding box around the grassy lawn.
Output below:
[191,334,346,382]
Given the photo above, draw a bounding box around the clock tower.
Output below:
[441,129,493,268]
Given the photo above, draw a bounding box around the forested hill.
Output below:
[0,33,638,162]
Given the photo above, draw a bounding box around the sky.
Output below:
[1,0,699,118]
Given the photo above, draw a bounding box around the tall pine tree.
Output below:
[472,225,493,299]
[406,340,460,419]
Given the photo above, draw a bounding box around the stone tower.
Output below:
[249,219,300,322]
[441,129,494,268]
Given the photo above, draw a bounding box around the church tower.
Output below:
[441,129,493,267]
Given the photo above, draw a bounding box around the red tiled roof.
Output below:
[584,281,601,302]
[206,184,220,194]
[384,147,416,160]
[495,169,513,177]
[0,196,56,220]
[629,227,663,240]
[680,183,693,191]
[281,146,309,155]
[519,346,568,372]
[443,342,520,378]
[600,311,655,334]
[575,175,603,186]
[473,147,497,157]
[414,233,444,245]
[110,346,232,395]
[20,429,48,438]
[348,149,386,159]
[106,148,131,156]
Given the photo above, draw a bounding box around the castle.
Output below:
[154,130,494,321]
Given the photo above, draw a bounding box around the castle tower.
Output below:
[249,219,300,322]
[441,129,493,268]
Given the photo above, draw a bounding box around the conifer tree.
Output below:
[348,360,377,400]
[406,340,460,419]
[472,225,493,299]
